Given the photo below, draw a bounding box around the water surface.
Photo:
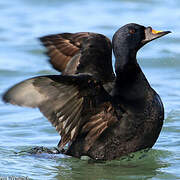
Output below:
[0,0,180,179]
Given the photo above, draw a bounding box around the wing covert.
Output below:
[40,32,115,83]
[3,74,119,150]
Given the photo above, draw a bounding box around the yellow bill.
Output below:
[152,29,163,34]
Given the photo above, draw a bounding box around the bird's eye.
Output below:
[129,29,136,34]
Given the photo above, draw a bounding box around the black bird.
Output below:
[3,23,171,160]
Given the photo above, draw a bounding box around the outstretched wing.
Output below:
[3,74,119,150]
[39,32,115,83]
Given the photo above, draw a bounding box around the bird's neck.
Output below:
[113,44,137,73]
[114,57,144,90]
[112,50,151,107]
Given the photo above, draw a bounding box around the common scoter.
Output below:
[3,23,171,160]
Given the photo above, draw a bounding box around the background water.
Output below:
[0,0,179,179]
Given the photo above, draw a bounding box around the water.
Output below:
[0,0,180,179]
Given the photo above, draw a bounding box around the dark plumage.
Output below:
[3,23,171,160]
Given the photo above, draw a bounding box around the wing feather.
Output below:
[3,74,119,150]
[40,32,115,83]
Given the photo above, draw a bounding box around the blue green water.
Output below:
[0,0,180,179]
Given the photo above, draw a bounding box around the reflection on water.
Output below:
[1,147,173,180]
[0,0,180,179]
[53,149,172,180]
